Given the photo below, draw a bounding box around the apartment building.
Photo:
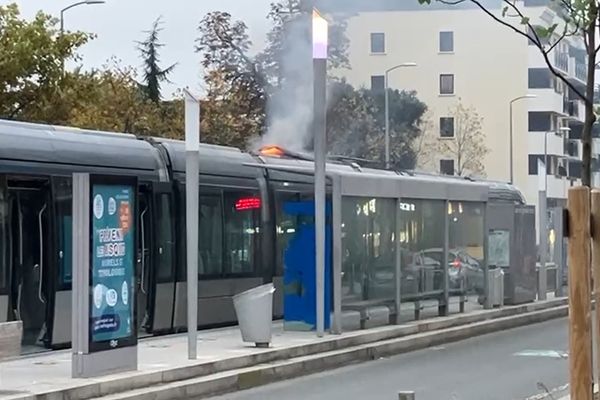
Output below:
[323,0,596,219]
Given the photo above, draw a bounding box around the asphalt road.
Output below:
[207,318,568,400]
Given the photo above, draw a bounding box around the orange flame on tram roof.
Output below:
[259,145,286,157]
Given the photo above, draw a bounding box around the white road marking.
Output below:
[513,350,568,359]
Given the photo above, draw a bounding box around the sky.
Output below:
[7,0,275,96]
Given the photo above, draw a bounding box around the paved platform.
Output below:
[0,296,566,400]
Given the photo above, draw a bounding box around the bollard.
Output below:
[398,391,415,400]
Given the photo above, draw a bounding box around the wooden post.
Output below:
[591,190,600,387]
[568,186,593,400]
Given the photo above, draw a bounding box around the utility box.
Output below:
[282,201,332,331]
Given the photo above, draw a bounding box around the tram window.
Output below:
[0,177,8,290]
[53,178,73,286]
[198,194,223,276]
[155,194,175,282]
[223,191,259,274]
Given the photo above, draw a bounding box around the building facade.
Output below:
[325,0,596,221]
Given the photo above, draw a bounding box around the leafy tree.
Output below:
[438,102,489,177]
[196,11,266,147]
[367,88,429,170]
[419,0,597,186]
[66,60,184,137]
[327,81,428,169]
[0,3,91,121]
[327,80,380,159]
[137,17,176,104]
[259,0,349,86]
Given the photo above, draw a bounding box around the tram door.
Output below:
[137,189,153,336]
[7,178,52,349]
[135,184,176,335]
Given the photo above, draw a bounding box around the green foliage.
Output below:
[0,3,91,120]
[327,81,428,170]
[196,11,267,147]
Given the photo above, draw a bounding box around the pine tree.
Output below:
[137,17,176,103]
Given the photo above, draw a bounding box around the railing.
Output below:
[575,62,587,82]
[555,52,569,72]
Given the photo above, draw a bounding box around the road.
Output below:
[207,318,568,400]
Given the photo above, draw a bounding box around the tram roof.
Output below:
[0,119,162,173]
[156,139,262,179]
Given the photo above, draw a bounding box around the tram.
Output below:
[0,119,525,350]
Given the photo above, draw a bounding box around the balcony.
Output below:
[565,99,585,122]
[554,52,569,73]
[528,89,565,114]
[568,57,587,85]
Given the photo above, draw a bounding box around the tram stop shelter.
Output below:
[248,156,537,334]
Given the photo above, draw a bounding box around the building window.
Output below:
[440,31,454,52]
[370,32,385,53]
[528,68,552,89]
[440,74,454,95]
[440,159,455,175]
[440,117,454,138]
[371,75,385,92]
[528,154,554,175]
[528,112,552,132]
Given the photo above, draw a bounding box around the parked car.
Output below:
[421,248,484,294]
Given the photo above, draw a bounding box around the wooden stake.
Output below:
[568,186,593,400]
[592,190,600,387]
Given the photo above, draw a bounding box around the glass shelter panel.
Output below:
[341,197,396,304]
[448,201,485,305]
[398,199,446,301]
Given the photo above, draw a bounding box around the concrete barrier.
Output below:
[0,321,22,360]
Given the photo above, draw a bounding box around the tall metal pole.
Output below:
[385,71,390,169]
[509,94,536,184]
[313,9,328,337]
[184,89,200,359]
[384,63,416,170]
[509,102,514,184]
[59,1,105,75]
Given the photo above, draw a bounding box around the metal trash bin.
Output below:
[487,267,505,307]
[233,283,275,347]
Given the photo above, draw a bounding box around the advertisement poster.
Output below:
[91,184,135,344]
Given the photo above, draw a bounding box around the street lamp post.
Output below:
[384,62,417,169]
[312,9,328,338]
[60,0,105,72]
[509,94,537,184]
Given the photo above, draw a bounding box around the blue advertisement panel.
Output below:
[91,183,135,344]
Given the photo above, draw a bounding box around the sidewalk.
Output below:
[0,297,567,400]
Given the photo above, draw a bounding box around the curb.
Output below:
[2,298,568,400]
[95,305,569,400]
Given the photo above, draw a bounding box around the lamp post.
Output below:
[60,0,106,34]
[384,62,417,169]
[312,8,328,338]
[184,89,200,359]
[60,0,105,73]
[509,94,537,184]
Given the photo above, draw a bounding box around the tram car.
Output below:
[0,119,525,350]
